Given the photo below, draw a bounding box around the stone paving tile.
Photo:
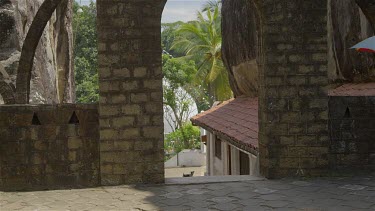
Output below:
[1,177,375,210]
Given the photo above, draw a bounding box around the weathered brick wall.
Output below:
[258,1,329,178]
[0,104,99,191]
[329,96,375,172]
[97,0,166,185]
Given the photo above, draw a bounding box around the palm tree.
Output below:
[172,2,232,103]
[202,0,222,12]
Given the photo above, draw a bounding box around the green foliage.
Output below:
[164,122,201,155]
[172,1,232,102]
[162,0,229,158]
[162,21,184,57]
[163,54,196,89]
[163,55,197,132]
[73,1,98,103]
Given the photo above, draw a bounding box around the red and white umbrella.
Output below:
[351,36,375,53]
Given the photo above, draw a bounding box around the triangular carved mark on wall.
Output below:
[68,111,80,124]
[344,107,351,118]
[31,113,41,125]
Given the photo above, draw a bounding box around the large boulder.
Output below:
[0,0,74,104]
[222,0,260,97]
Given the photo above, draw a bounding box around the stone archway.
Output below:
[96,0,330,183]
[15,0,64,104]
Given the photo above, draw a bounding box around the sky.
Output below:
[77,0,206,23]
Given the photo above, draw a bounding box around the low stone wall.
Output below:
[0,104,99,191]
[329,96,375,173]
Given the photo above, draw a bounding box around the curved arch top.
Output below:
[15,0,64,104]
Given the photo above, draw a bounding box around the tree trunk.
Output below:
[16,0,64,104]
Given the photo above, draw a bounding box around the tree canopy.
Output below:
[73,1,98,103]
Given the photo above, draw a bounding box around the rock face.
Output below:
[0,0,74,104]
[328,0,375,82]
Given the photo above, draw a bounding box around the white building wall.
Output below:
[209,132,215,175]
[231,146,240,175]
[165,149,206,168]
[205,130,259,176]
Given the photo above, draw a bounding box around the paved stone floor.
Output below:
[1,177,375,210]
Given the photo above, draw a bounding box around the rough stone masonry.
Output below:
[96,0,330,182]
[258,1,329,178]
[97,0,167,185]
[0,104,99,191]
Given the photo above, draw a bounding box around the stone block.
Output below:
[312,53,326,62]
[309,76,327,85]
[100,105,120,116]
[113,68,130,78]
[69,151,77,161]
[143,80,162,89]
[100,129,118,140]
[137,115,150,126]
[298,65,315,74]
[99,81,120,92]
[151,115,163,126]
[134,67,147,78]
[121,104,141,115]
[145,103,163,114]
[134,141,154,150]
[120,128,140,138]
[112,116,135,127]
[280,136,295,145]
[309,99,328,109]
[115,141,133,151]
[122,81,138,91]
[287,76,306,85]
[143,126,163,138]
[100,152,115,163]
[98,43,107,52]
[99,67,111,78]
[150,91,163,101]
[68,137,82,149]
[101,174,122,186]
[101,164,113,175]
[131,93,148,103]
[34,141,48,150]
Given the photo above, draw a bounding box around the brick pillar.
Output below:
[97,0,166,185]
[258,1,329,178]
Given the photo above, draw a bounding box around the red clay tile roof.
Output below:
[191,97,258,152]
[329,83,375,96]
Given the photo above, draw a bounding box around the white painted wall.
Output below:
[231,146,240,175]
[205,130,259,176]
[165,149,206,168]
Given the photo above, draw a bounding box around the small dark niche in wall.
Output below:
[31,113,42,125]
[69,111,80,125]
[344,107,351,118]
